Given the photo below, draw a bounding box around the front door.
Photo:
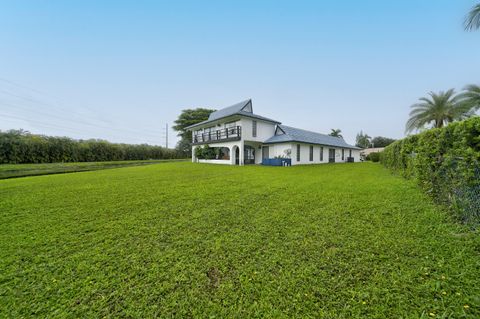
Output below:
[244,145,255,164]
[235,147,239,165]
[328,149,335,163]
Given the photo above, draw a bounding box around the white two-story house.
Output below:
[186,99,361,165]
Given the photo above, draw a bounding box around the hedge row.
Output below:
[0,130,184,164]
[381,117,480,225]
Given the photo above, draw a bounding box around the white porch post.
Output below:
[192,145,196,163]
[230,146,235,165]
[239,141,245,166]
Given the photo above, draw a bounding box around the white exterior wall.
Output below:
[351,149,361,162]
[240,118,276,142]
[198,159,231,165]
[290,143,361,165]
[266,143,292,158]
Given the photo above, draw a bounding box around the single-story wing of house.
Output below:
[185,99,361,165]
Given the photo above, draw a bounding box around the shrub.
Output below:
[194,145,216,160]
[0,130,183,164]
[381,117,480,225]
[366,152,381,162]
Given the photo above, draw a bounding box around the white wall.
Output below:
[261,143,292,159]
[290,143,360,165]
[198,159,231,165]
[241,118,276,142]
[351,149,361,162]
[193,142,361,166]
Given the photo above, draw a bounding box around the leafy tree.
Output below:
[465,3,480,31]
[371,136,396,148]
[173,108,215,155]
[355,131,371,148]
[459,84,480,112]
[175,138,192,157]
[329,129,343,138]
[405,89,471,133]
[173,108,215,141]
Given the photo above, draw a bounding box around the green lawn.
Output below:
[0,159,186,179]
[0,162,478,318]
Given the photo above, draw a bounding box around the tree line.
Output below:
[0,130,183,164]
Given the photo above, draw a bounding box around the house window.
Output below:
[297,144,301,161]
[349,149,352,157]
[342,149,345,160]
[309,145,313,161]
[320,147,324,161]
[252,120,257,137]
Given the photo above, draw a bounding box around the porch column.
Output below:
[239,141,245,166]
[230,146,235,165]
[191,145,196,163]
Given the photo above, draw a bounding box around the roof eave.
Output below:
[263,139,360,149]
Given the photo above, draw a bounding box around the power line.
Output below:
[0,77,163,130]
[0,100,163,140]
[0,79,170,135]
[0,113,162,145]
[0,86,165,141]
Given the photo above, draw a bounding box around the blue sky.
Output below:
[0,0,479,146]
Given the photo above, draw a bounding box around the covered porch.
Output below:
[192,141,264,165]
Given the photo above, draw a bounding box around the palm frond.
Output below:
[405,88,473,133]
[465,4,480,31]
[460,84,480,111]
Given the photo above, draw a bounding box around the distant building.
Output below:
[360,147,385,160]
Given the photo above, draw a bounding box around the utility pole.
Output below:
[161,123,169,148]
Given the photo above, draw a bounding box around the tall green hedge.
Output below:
[381,117,480,225]
[0,130,184,164]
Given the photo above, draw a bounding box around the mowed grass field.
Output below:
[0,159,186,179]
[0,162,479,318]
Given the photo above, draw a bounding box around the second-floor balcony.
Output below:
[193,126,241,145]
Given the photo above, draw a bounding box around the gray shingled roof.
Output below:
[264,125,360,149]
[185,99,280,129]
[208,99,251,121]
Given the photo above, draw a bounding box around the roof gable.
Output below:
[274,126,286,135]
[185,99,280,130]
[208,99,252,121]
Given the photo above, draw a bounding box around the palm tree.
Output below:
[460,84,480,112]
[355,131,371,148]
[465,3,480,31]
[329,129,342,138]
[405,89,471,133]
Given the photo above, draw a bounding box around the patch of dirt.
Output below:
[207,267,221,289]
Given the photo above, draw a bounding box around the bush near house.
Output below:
[381,117,480,224]
[194,144,216,159]
[366,152,381,162]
